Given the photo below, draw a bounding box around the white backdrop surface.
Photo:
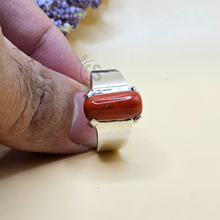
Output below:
[1,0,220,219]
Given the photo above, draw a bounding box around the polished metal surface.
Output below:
[96,120,134,152]
[131,86,140,93]
[134,115,142,124]
[88,69,141,152]
[90,118,99,127]
[86,90,94,98]
[91,70,131,94]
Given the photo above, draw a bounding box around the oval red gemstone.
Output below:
[84,90,142,121]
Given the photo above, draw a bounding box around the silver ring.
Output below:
[84,70,143,152]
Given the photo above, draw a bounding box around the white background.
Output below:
[1,0,220,219]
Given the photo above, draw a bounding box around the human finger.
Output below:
[0,30,97,153]
[0,0,89,85]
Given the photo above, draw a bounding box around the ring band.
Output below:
[84,70,142,152]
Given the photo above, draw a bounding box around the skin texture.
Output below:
[0,1,97,153]
[0,0,89,85]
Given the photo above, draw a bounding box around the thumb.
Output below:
[0,30,97,153]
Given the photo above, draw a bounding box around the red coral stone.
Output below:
[84,90,142,121]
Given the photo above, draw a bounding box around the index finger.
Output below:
[0,0,88,85]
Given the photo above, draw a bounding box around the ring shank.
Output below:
[96,120,133,151]
[91,69,131,94]
[90,70,134,152]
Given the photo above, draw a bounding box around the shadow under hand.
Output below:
[0,145,72,181]
[64,140,171,183]
[0,137,171,183]
[97,150,125,163]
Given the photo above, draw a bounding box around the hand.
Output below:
[0,0,97,153]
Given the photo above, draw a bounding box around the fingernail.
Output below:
[69,92,98,148]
